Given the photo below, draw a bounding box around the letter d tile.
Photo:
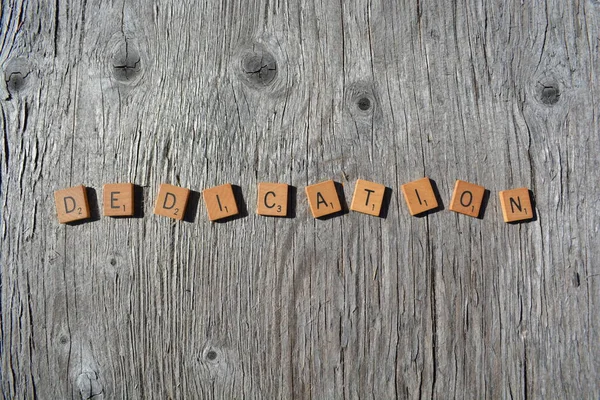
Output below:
[54,185,91,224]
[154,183,190,220]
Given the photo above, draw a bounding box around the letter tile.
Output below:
[54,185,91,224]
[350,179,386,216]
[449,180,486,218]
[203,184,239,221]
[103,183,134,217]
[499,188,533,222]
[401,177,438,216]
[257,182,288,217]
[305,180,342,218]
[154,183,190,220]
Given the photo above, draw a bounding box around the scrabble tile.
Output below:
[54,185,91,224]
[401,177,438,215]
[154,183,190,220]
[449,180,486,218]
[203,183,239,221]
[350,179,386,216]
[257,182,288,216]
[499,188,533,222]
[305,180,342,218]
[103,183,134,217]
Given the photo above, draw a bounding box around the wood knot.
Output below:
[536,80,560,106]
[111,40,142,84]
[203,346,220,363]
[357,97,371,111]
[76,371,104,399]
[345,82,377,116]
[3,58,32,96]
[237,45,278,89]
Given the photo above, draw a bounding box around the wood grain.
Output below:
[1,0,599,398]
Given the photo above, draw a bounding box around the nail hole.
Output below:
[206,350,217,361]
[59,335,69,344]
[110,258,117,266]
[357,97,371,111]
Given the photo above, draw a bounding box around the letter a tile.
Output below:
[103,183,134,217]
[257,182,288,217]
[499,188,533,222]
[154,183,190,220]
[305,180,342,218]
[449,180,486,218]
[401,177,438,215]
[203,183,239,221]
[54,185,91,224]
[350,179,386,216]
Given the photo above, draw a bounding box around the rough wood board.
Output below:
[1,0,599,398]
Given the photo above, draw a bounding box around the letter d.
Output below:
[64,196,76,213]
[163,192,176,209]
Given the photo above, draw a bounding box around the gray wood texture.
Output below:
[1,0,599,398]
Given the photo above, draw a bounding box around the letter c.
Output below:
[264,191,276,208]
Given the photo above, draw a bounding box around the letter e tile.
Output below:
[103,183,134,217]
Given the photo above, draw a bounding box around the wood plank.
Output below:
[1,0,599,398]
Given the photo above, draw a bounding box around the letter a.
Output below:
[316,192,328,209]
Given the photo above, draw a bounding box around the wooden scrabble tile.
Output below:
[401,177,438,215]
[203,183,239,221]
[350,179,386,216]
[154,183,190,220]
[499,188,533,222]
[54,185,91,224]
[305,180,342,218]
[449,180,486,218]
[257,182,288,216]
[103,183,134,217]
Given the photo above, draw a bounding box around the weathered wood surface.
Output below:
[1,0,599,398]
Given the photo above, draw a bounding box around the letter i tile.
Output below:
[203,184,239,221]
[401,177,438,216]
